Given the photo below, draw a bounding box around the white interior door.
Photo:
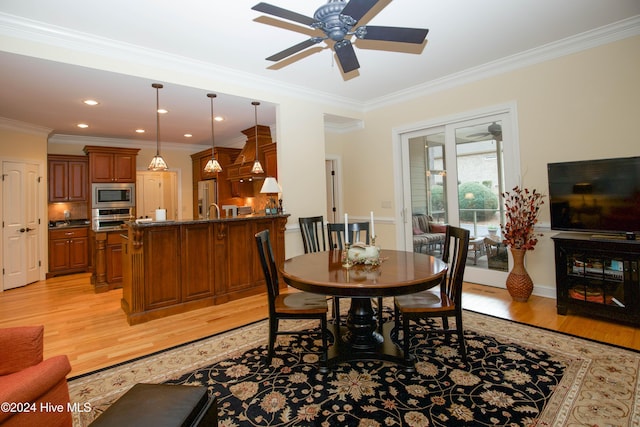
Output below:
[2,161,40,290]
[136,171,178,220]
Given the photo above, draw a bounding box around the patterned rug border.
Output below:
[465,308,640,354]
[68,310,640,426]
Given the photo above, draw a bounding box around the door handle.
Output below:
[19,228,26,233]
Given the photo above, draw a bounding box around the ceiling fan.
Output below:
[469,122,503,140]
[251,0,429,73]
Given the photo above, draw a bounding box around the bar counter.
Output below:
[121,214,288,325]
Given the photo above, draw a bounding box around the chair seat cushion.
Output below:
[395,291,454,313]
[276,292,328,314]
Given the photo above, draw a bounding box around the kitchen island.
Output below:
[121,214,288,325]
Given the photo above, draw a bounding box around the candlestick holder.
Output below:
[342,242,353,268]
[371,235,376,247]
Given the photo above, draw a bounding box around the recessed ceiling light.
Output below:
[184,134,192,138]
[135,129,145,133]
[83,99,99,106]
[214,116,224,122]
[77,123,89,128]
[157,109,168,114]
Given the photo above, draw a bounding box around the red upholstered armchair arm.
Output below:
[0,355,71,422]
[0,326,44,374]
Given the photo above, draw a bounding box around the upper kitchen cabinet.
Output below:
[83,146,140,183]
[226,125,273,182]
[48,154,88,202]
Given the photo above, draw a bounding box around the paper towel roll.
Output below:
[155,209,166,221]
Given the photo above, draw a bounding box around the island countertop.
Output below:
[128,213,289,228]
[121,213,289,325]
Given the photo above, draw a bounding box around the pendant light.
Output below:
[204,93,222,173]
[148,83,168,171]
[250,101,264,174]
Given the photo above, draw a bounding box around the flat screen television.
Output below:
[547,156,640,235]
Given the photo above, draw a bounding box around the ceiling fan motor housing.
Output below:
[313,0,354,41]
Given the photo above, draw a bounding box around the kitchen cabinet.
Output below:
[83,145,139,183]
[92,229,126,292]
[48,227,89,277]
[48,155,87,202]
[553,232,640,325]
[262,143,277,178]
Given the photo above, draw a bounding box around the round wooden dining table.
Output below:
[280,249,448,370]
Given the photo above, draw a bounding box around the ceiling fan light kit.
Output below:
[252,0,429,74]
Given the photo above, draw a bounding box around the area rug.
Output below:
[67,309,640,426]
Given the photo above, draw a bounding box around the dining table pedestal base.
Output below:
[324,298,415,372]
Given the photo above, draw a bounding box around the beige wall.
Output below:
[2,34,639,294]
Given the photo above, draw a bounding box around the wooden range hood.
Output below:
[226,125,273,182]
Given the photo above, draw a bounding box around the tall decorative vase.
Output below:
[506,248,534,302]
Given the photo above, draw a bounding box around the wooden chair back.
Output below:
[440,225,470,306]
[327,222,370,249]
[299,216,326,253]
[255,229,280,310]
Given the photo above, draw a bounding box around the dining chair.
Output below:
[327,222,370,249]
[393,225,470,364]
[255,229,330,367]
[326,222,384,328]
[299,216,326,253]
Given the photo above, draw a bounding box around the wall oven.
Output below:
[92,208,134,231]
[92,183,135,209]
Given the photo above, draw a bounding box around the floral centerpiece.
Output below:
[501,186,545,250]
[500,186,545,302]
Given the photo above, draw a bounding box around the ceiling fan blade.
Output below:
[252,2,317,27]
[359,26,429,44]
[334,40,360,73]
[341,0,379,23]
[266,38,321,62]
[468,132,491,138]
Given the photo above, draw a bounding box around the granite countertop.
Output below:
[128,213,289,228]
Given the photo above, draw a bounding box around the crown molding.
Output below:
[0,117,51,136]
[48,134,207,152]
[365,15,640,112]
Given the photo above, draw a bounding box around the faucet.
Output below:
[208,203,220,219]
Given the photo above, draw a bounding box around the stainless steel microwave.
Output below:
[92,183,135,209]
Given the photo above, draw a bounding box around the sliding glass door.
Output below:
[399,108,520,286]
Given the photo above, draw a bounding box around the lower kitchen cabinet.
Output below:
[48,227,89,277]
[91,229,126,292]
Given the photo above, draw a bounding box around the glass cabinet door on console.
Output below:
[553,233,640,325]
[564,252,627,308]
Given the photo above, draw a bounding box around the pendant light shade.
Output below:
[204,93,222,173]
[148,83,168,171]
[251,101,264,174]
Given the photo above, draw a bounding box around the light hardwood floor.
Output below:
[1,273,638,377]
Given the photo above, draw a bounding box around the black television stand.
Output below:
[552,232,640,325]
